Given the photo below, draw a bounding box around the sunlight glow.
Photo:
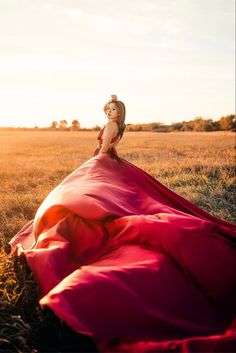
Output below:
[0,0,234,128]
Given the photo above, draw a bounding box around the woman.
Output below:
[7,95,236,352]
[93,94,126,159]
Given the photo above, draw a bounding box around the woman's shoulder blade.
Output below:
[106,121,119,130]
[107,121,118,125]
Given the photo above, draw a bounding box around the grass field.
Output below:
[0,130,235,352]
[0,130,235,244]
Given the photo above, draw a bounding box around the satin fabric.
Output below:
[9,150,236,352]
[93,122,121,157]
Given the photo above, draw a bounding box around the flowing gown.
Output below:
[8,123,236,352]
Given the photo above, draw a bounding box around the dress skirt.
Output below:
[8,151,236,352]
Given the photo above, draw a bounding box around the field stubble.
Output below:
[0,130,235,352]
[0,130,235,242]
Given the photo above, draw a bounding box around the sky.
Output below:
[0,0,235,128]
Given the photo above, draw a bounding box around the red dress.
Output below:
[8,127,236,352]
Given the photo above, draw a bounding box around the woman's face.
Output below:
[106,102,119,120]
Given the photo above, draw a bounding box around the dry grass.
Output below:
[0,130,235,352]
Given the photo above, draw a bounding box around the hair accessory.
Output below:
[110,95,118,102]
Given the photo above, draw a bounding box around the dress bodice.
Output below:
[96,121,121,154]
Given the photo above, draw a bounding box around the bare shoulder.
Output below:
[107,121,118,126]
[106,121,119,131]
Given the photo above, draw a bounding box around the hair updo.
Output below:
[103,95,126,139]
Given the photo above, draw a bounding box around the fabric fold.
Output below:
[8,151,236,352]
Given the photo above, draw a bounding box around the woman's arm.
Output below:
[99,121,118,154]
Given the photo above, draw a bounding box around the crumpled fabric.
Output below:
[9,151,236,352]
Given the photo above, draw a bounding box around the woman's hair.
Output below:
[103,95,126,139]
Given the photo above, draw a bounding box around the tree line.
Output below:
[49,114,235,132]
[0,114,234,132]
[167,114,235,132]
[49,119,101,131]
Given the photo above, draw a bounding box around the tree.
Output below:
[151,123,162,131]
[219,115,236,131]
[204,119,214,131]
[51,121,58,129]
[170,122,183,131]
[71,119,80,130]
[59,120,67,129]
[180,123,193,131]
[92,125,101,131]
[193,117,206,131]
[212,120,221,131]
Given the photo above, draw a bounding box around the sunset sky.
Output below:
[0,0,235,128]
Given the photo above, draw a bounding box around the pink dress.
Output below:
[8,123,236,352]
